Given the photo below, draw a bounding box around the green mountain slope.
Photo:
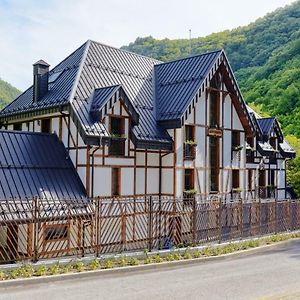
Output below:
[0,78,21,109]
[122,0,300,138]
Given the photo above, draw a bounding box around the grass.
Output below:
[0,232,299,281]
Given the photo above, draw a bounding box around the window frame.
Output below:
[111,167,121,197]
[109,116,126,157]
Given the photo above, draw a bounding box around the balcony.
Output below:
[183,142,196,160]
[258,186,277,199]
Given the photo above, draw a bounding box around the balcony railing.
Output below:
[258,186,277,199]
[183,143,196,160]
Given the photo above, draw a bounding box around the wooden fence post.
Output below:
[33,197,39,263]
[95,198,100,257]
[218,197,222,244]
[192,196,197,245]
[148,196,153,251]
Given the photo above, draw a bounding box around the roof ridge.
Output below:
[89,39,162,64]
[50,41,89,73]
[69,40,91,104]
[156,49,223,67]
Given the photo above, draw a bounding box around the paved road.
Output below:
[1,240,300,300]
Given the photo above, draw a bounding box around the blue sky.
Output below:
[0,0,296,90]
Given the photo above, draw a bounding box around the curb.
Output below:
[0,238,298,289]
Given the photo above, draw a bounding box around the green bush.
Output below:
[118,256,127,267]
[103,260,114,269]
[35,265,47,277]
[128,257,139,266]
[88,259,100,271]
[152,254,163,263]
[73,261,85,272]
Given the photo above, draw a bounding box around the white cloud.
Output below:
[0,0,295,90]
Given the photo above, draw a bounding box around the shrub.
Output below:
[73,261,85,272]
[49,264,60,275]
[19,265,34,278]
[103,260,114,269]
[166,254,175,261]
[173,253,181,261]
[183,252,192,260]
[192,251,201,258]
[60,264,71,274]
[0,270,6,280]
[9,268,19,279]
[118,256,127,267]
[128,257,139,266]
[152,254,163,263]
[143,257,151,265]
[88,259,100,271]
[35,265,47,277]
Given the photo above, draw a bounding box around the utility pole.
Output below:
[189,29,192,56]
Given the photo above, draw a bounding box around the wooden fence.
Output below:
[0,196,299,264]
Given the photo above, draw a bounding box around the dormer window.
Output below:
[109,116,125,156]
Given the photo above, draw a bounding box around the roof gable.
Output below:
[90,85,139,125]
[70,40,172,149]
[257,117,284,142]
[0,130,86,199]
[155,50,222,122]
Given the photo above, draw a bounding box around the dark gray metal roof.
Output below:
[0,40,256,150]
[71,40,172,149]
[257,117,284,142]
[0,42,87,119]
[155,50,222,121]
[0,130,86,199]
[90,85,139,125]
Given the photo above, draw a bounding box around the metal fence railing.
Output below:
[0,196,299,264]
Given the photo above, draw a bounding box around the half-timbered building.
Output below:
[0,40,295,201]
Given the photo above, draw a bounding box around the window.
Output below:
[269,137,276,150]
[232,170,240,189]
[210,90,220,127]
[210,137,219,192]
[13,123,22,131]
[232,131,241,148]
[209,76,220,128]
[112,168,121,196]
[184,169,194,191]
[44,225,68,242]
[184,125,196,160]
[41,118,51,133]
[109,117,125,156]
[185,125,195,142]
[248,170,253,191]
[270,170,275,186]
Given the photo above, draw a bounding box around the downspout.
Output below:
[91,137,102,198]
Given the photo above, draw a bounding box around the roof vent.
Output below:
[33,60,50,103]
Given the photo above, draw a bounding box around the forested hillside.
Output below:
[0,78,20,109]
[122,0,300,138]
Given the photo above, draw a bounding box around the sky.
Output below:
[0,0,296,90]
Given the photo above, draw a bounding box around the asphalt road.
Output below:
[1,239,300,300]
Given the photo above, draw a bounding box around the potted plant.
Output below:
[232,145,243,151]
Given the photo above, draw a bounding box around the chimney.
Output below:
[33,60,50,102]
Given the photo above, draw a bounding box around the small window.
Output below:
[248,170,253,191]
[45,225,68,242]
[185,125,195,142]
[109,117,125,156]
[41,118,51,133]
[184,169,194,191]
[232,131,241,148]
[269,137,276,150]
[232,170,240,189]
[270,170,275,186]
[210,137,219,192]
[13,123,22,131]
[112,168,121,196]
